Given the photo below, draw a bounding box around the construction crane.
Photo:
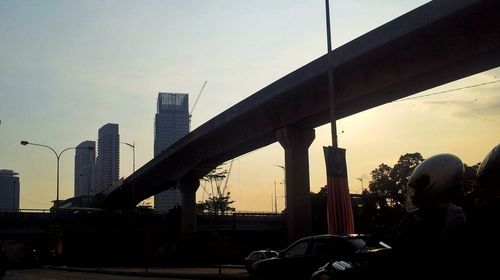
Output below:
[189,81,207,131]
[200,159,233,202]
[222,159,234,196]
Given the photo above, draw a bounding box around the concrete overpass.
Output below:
[98,0,500,239]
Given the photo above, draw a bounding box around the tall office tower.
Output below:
[74,141,96,197]
[95,123,120,193]
[0,170,20,211]
[154,93,189,212]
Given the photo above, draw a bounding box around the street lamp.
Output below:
[121,141,135,173]
[20,140,94,210]
[354,177,364,194]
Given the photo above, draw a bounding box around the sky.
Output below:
[1,0,499,211]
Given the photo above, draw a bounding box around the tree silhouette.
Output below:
[368,153,423,210]
[358,153,424,232]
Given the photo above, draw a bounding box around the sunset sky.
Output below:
[1,0,498,211]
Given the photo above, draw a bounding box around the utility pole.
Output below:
[121,141,135,172]
[323,0,355,234]
[354,177,364,194]
[274,181,278,213]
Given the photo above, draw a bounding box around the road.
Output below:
[3,269,186,280]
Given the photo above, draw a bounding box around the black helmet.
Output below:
[406,154,464,211]
[477,144,500,190]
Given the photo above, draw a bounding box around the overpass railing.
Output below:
[197,211,284,217]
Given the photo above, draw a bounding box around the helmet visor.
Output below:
[405,185,418,213]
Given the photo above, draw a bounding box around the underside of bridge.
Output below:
[98,0,500,241]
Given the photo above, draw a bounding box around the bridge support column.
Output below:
[277,126,315,242]
[178,178,200,233]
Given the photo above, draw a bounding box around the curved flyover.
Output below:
[99,0,500,209]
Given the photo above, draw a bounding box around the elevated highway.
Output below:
[99,0,500,239]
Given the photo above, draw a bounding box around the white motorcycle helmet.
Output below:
[406,154,464,212]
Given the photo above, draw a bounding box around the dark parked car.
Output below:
[244,249,279,273]
[250,234,390,280]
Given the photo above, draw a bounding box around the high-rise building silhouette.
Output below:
[154,93,189,212]
[95,123,120,193]
[0,170,20,211]
[74,141,96,197]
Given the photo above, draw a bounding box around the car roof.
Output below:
[294,234,369,242]
[251,249,278,253]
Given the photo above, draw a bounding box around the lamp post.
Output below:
[121,141,137,208]
[121,141,135,173]
[20,140,94,210]
[354,177,364,194]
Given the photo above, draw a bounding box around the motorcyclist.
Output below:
[468,144,500,276]
[474,144,500,215]
[392,153,466,276]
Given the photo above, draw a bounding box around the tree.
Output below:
[368,163,395,209]
[360,153,424,232]
[197,165,235,215]
[200,193,235,215]
[368,153,423,210]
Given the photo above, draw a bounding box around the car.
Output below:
[244,249,279,273]
[250,234,391,280]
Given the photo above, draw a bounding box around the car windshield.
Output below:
[263,251,277,258]
[347,238,367,251]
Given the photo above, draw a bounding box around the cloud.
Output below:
[454,98,500,119]
[421,94,500,120]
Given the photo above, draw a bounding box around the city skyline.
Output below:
[1,0,499,210]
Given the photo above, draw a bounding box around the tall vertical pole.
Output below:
[132,141,136,173]
[56,155,60,210]
[325,0,338,147]
[323,0,355,235]
[274,181,278,213]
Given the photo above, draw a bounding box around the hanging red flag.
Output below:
[323,146,355,234]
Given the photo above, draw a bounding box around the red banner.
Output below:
[324,146,355,234]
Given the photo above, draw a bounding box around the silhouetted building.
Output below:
[0,169,20,210]
[74,141,96,197]
[95,123,120,193]
[154,93,189,212]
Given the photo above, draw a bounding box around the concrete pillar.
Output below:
[178,177,200,233]
[277,126,315,242]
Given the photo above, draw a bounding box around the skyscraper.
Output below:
[74,141,96,197]
[0,170,20,211]
[154,92,189,212]
[95,123,120,193]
